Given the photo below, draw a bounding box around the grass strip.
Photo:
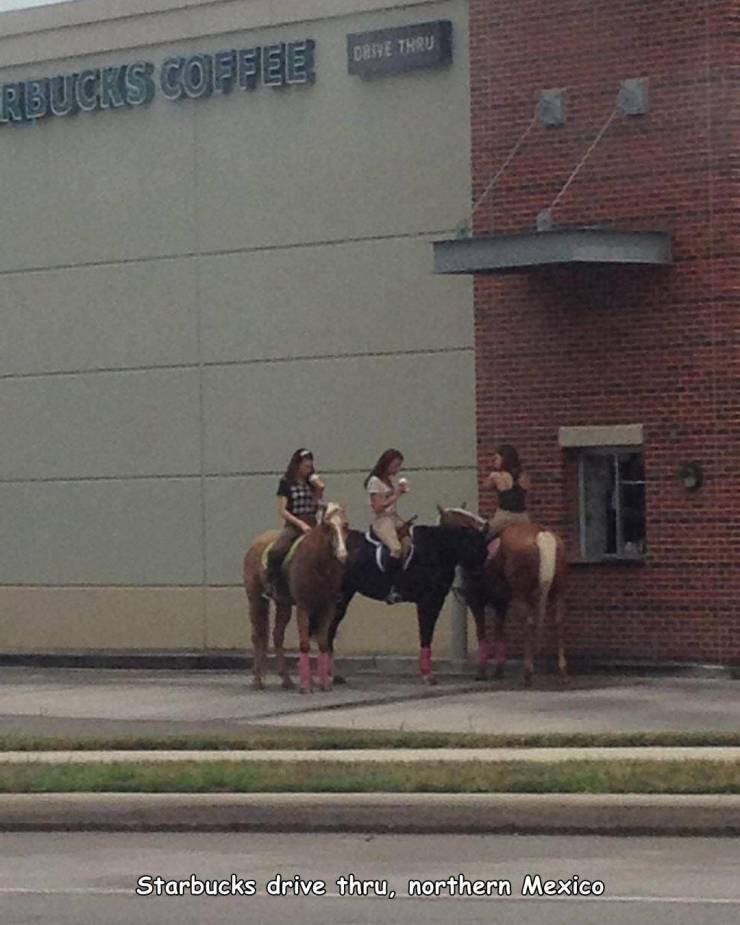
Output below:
[1,730,739,752]
[0,760,738,794]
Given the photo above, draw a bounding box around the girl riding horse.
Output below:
[484,444,532,537]
[265,448,325,599]
[365,448,410,604]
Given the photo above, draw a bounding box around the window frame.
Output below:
[576,445,646,563]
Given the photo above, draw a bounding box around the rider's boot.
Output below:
[384,554,403,605]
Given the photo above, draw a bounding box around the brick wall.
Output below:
[469,0,738,663]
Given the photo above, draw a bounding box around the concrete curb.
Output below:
[0,652,736,678]
[1,792,739,835]
[2,746,740,764]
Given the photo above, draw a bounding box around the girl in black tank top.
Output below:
[484,444,531,536]
[497,479,527,513]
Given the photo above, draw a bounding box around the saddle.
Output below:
[363,527,415,574]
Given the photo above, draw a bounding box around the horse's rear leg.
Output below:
[417,596,444,686]
[513,596,536,688]
[248,594,269,691]
[554,591,568,684]
[296,607,313,694]
[472,606,489,681]
[273,600,294,690]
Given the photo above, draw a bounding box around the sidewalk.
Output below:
[1,667,738,736]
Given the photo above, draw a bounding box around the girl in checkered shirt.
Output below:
[265,448,325,597]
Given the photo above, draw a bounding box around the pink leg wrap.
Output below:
[478,639,491,666]
[299,652,312,690]
[318,652,332,686]
[494,640,508,665]
[420,647,432,676]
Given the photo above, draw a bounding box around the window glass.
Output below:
[580,449,645,559]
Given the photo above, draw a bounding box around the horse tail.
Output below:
[535,531,557,645]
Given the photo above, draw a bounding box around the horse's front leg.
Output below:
[416,592,446,686]
[492,606,508,680]
[296,606,313,694]
[272,599,294,690]
[460,573,490,681]
[316,607,335,693]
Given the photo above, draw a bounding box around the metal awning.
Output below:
[433,228,672,275]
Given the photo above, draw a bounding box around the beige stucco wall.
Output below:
[0,0,474,657]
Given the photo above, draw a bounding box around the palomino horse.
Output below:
[328,524,488,685]
[438,507,568,687]
[242,502,348,691]
[288,502,349,693]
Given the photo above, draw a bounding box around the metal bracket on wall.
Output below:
[618,78,649,116]
[537,88,566,127]
[536,208,553,231]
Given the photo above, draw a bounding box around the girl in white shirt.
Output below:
[365,449,409,603]
[364,448,409,556]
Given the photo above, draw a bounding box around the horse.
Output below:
[438,506,568,687]
[288,502,349,693]
[242,502,348,691]
[328,523,488,685]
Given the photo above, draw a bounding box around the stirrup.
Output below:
[384,587,403,605]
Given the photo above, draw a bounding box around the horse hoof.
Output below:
[332,674,347,686]
[281,677,295,691]
[300,686,313,695]
[422,674,438,687]
[493,664,504,680]
[475,667,488,682]
[523,674,533,688]
[558,672,569,687]
[251,678,265,691]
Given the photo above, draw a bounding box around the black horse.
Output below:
[328,524,488,684]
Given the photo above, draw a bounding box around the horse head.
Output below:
[322,501,349,564]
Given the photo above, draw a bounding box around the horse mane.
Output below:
[441,507,488,529]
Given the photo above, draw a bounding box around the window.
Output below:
[578,448,646,560]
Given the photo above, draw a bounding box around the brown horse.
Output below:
[439,506,568,687]
[242,503,349,692]
[288,502,349,693]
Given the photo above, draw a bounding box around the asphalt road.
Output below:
[1,832,738,924]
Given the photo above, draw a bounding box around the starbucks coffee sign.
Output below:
[0,40,315,126]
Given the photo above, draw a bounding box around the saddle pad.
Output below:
[261,535,306,574]
[363,527,415,572]
[485,537,501,568]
